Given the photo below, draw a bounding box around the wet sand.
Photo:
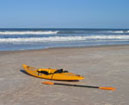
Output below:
[0,45,129,105]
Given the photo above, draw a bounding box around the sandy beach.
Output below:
[0,45,129,105]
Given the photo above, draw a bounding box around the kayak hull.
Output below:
[22,64,84,81]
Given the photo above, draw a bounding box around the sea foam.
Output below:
[0,31,58,35]
[0,35,129,43]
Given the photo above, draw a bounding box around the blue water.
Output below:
[0,28,129,51]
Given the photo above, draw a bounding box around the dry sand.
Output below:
[0,45,129,105]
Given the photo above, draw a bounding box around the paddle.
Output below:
[42,81,116,91]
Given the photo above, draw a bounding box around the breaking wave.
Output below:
[110,30,129,33]
[1,35,129,43]
[0,31,58,35]
[0,30,129,35]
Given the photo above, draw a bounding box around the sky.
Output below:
[0,0,129,28]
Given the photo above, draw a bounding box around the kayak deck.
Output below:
[22,64,84,81]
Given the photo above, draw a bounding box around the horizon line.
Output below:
[0,27,129,30]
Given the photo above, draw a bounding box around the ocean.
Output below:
[0,28,129,51]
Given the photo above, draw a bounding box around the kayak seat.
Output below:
[37,70,49,75]
[54,69,68,74]
[54,69,63,73]
[63,70,68,73]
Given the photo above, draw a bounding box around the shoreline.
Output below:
[1,44,129,53]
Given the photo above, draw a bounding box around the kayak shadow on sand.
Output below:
[20,69,30,76]
[20,69,79,82]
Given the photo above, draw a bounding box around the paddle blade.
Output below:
[99,87,116,91]
[42,81,54,85]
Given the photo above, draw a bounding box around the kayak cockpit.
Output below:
[37,70,50,75]
[54,69,68,73]
[37,69,68,75]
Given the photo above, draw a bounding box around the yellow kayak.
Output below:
[22,64,84,81]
